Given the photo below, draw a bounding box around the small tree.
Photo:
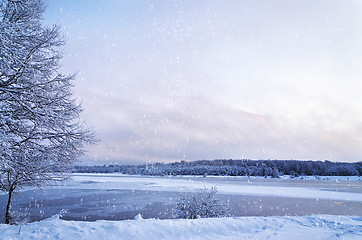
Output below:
[0,0,95,224]
[173,186,228,219]
[272,168,280,178]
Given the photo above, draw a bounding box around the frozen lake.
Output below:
[1,174,361,222]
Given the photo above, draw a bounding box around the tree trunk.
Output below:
[5,188,13,224]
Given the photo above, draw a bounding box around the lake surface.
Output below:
[1,174,361,223]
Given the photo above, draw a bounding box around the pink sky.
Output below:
[45,0,362,164]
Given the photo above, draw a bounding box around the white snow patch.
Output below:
[134,213,143,221]
[0,215,360,240]
[55,174,362,202]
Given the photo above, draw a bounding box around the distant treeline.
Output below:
[74,159,362,177]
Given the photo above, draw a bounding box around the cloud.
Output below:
[46,0,362,164]
[78,93,273,163]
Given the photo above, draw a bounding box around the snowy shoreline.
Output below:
[72,173,362,181]
[0,214,361,240]
[0,174,361,239]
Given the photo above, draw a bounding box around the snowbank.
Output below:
[0,215,361,240]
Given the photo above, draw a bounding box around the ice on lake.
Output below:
[1,173,361,222]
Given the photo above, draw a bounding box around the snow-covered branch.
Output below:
[0,0,96,224]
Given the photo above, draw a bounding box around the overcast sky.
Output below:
[44,0,362,165]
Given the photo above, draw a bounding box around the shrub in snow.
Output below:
[134,213,143,221]
[6,210,29,226]
[290,171,299,178]
[173,186,228,219]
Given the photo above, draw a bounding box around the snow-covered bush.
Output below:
[173,187,228,219]
[6,210,29,226]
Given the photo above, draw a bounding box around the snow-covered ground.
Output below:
[1,173,361,239]
[0,214,361,240]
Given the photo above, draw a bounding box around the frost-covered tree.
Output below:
[0,0,95,224]
[173,187,228,219]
